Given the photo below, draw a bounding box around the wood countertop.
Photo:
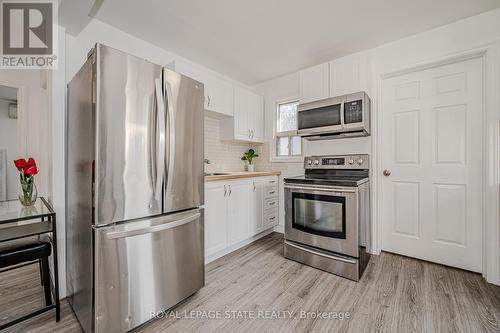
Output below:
[205,171,281,182]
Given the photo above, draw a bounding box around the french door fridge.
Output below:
[66,44,205,333]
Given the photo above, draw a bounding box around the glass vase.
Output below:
[19,181,38,206]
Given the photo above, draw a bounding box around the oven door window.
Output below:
[292,192,346,239]
[298,104,341,130]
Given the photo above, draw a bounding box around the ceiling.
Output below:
[74,0,500,84]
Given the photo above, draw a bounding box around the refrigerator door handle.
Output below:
[105,212,201,239]
[154,78,166,201]
[164,80,175,192]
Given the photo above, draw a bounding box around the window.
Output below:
[275,100,302,158]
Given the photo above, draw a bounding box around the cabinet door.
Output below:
[227,180,251,245]
[233,87,251,140]
[249,93,265,142]
[251,180,265,234]
[205,183,228,256]
[299,62,329,103]
[206,76,234,117]
[329,56,360,96]
[169,60,234,118]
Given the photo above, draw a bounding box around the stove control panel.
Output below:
[304,154,369,170]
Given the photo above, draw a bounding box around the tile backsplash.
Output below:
[204,117,249,172]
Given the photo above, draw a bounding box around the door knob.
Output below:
[383,169,391,176]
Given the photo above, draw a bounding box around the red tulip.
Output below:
[26,157,36,169]
[25,165,38,176]
[14,159,27,171]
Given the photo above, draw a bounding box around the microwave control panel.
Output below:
[344,99,363,124]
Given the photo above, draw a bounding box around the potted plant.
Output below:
[14,157,39,206]
[241,149,259,172]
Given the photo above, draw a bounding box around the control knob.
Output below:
[358,158,364,165]
[348,159,354,165]
[313,159,320,165]
[307,160,312,165]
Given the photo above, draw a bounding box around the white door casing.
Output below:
[380,57,483,272]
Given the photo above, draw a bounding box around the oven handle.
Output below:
[285,241,357,264]
[284,184,356,193]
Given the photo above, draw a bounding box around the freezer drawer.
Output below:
[94,208,204,333]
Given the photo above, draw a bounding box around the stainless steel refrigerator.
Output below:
[66,44,205,333]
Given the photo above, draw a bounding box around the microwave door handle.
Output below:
[106,212,201,239]
[154,78,166,202]
[164,80,175,193]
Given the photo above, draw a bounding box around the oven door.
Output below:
[284,183,358,258]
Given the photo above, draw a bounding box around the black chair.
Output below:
[0,239,53,306]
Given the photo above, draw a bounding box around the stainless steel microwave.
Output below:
[297,91,371,140]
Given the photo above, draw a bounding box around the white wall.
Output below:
[255,8,500,283]
[51,25,67,297]
[0,70,52,198]
[0,101,18,200]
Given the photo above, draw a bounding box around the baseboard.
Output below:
[273,224,284,234]
[205,228,275,264]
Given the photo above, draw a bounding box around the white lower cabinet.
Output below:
[205,182,229,255]
[251,178,279,234]
[227,180,251,246]
[205,176,279,261]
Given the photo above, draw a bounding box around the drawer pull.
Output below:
[268,201,276,206]
[268,190,276,195]
[269,216,276,221]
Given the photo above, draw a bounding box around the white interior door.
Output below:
[380,57,483,272]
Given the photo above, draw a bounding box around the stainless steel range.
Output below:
[284,154,371,281]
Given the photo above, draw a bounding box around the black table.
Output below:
[0,197,60,329]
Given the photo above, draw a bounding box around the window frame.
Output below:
[271,97,303,163]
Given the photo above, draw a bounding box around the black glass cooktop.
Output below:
[284,170,369,187]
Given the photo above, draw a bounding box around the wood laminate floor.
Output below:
[1,232,499,332]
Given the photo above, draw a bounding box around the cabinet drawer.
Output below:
[264,197,278,210]
[264,208,278,227]
[264,186,278,199]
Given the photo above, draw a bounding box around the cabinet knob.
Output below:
[383,169,391,176]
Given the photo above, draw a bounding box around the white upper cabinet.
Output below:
[329,55,361,97]
[299,62,330,103]
[221,86,264,143]
[168,60,234,117]
[298,54,369,103]
[248,91,265,142]
[204,75,234,117]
